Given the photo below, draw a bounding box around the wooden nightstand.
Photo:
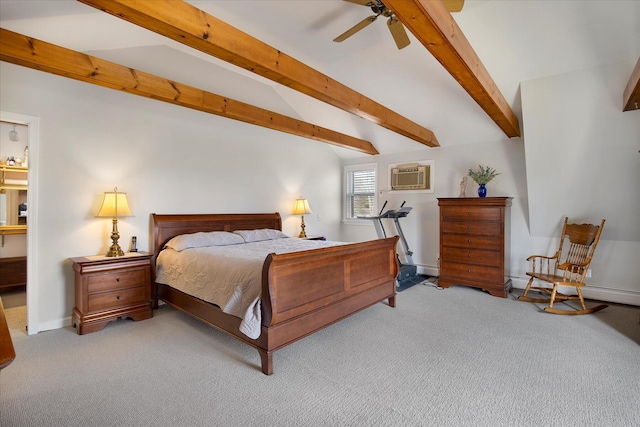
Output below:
[71,252,153,334]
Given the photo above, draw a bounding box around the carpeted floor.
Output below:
[1,289,27,335]
[1,282,639,426]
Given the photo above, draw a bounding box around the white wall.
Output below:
[0,62,343,331]
[521,59,640,303]
[343,60,640,305]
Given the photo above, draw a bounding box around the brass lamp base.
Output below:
[105,244,125,257]
[298,215,307,238]
[105,218,125,257]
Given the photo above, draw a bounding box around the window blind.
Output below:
[346,167,376,219]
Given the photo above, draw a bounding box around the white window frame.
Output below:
[343,162,378,224]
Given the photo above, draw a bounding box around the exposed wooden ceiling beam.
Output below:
[384,0,521,138]
[0,28,379,155]
[77,0,439,147]
[623,57,640,112]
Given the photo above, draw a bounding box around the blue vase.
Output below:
[478,184,487,197]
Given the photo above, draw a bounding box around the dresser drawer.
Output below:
[441,221,502,236]
[441,247,501,267]
[87,269,146,294]
[441,207,501,222]
[441,234,502,251]
[441,261,503,283]
[88,286,147,313]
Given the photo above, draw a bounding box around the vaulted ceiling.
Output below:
[1,1,638,158]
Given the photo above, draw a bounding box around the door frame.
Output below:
[1,111,39,335]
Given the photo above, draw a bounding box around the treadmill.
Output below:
[359,201,425,291]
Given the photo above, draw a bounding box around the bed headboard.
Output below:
[151,213,282,260]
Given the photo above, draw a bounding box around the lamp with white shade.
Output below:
[291,197,312,238]
[96,187,133,257]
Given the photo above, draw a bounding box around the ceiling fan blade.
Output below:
[333,15,378,42]
[387,16,410,50]
[443,0,465,12]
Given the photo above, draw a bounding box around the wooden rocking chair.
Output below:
[518,217,607,315]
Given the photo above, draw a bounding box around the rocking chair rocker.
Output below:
[519,217,607,315]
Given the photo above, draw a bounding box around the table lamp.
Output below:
[96,187,133,257]
[292,197,312,238]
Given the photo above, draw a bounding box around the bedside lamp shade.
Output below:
[292,198,312,238]
[96,187,133,257]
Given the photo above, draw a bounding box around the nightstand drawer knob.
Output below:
[116,278,120,282]
[117,295,120,300]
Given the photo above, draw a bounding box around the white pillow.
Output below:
[164,231,245,251]
[233,229,288,243]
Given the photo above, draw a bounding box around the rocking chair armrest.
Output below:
[559,258,591,274]
[526,253,561,275]
[526,254,558,262]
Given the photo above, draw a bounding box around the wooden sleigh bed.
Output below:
[151,213,399,375]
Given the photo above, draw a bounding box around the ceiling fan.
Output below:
[333,0,464,50]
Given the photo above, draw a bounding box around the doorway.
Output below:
[0,112,40,335]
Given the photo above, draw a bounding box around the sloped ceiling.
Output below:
[1,0,638,159]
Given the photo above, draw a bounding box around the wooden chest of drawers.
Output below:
[71,253,153,334]
[438,197,512,298]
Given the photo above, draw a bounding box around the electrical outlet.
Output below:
[586,269,592,278]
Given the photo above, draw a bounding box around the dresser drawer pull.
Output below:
[116,278,120,282]
[467,225,472,229]
[467,254,472,257]
[467,212,472,216]
[467,269,472,273]
[468,239,472,243]
[117,295,120,300]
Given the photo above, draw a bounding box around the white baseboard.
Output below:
[37,316,72,333]
[418,268,640,306]
[417,264,439,277]
[509,277,640,306]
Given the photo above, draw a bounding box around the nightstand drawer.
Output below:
[88,286,147,312]
[87,269,146,294]
[441,221,502,236]
[441,207,501,222]
[441,247,501,267]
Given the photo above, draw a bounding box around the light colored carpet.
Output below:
[1,283,639,426]
[3,305,27,335]
[1,290,27,335]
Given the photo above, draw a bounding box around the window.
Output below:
[344,163,377,222]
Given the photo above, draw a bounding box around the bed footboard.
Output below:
[260,236,399,359]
